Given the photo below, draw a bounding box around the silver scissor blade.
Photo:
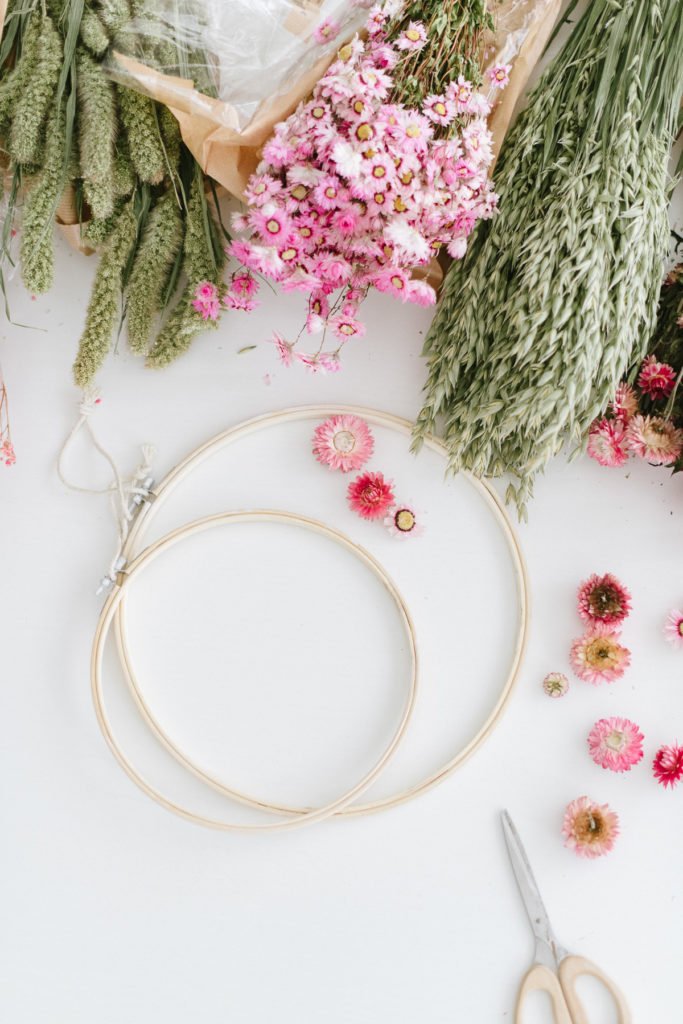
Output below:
[501,811,567,967]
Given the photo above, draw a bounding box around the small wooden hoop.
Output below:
[92,510,419,832]
[112,406,529,819]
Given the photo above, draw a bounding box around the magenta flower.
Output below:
[191,281,220,321]
[637,355,677,400]
[347,471,395,520]
[587,718,644,773]
[577,572,631,626]
[652,744,683,789]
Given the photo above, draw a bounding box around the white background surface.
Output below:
[3,21,683,1024]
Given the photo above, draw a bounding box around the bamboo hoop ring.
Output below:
[112,406,530,819]
[92,510,419,832]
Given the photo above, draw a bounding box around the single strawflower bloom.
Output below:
[570,624,631,685]
[384,503,422,539]
[663,609,683,648]
[396,21,427,51]
[587,717,644,773]
[1,439,15,466]
[577,572,631,626]
[626,414,683,466]
[312,415,374,473]
[271,331,295,367]
[637,355,677,400]
[347,471,395,520]
[652,744,683,789]
[587,418,628,468]
[562,796,619,859]
[542,672,569,698]
[313,17,341,44]
[611,382,639,423]
[488,63,511,88]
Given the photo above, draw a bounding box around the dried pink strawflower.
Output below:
[663,609,683,649]
[562,796,619,859]
[626,414,683,466]
[384,502,422,539]
[191,281,220,321]
[587,717,644,773]
[347,471,395,520]
[637,355,677,400]
[652,744,683,789]
[587,418,628,467]
[313,17,341,44]
[611,383,639,423]
[570,624,631,685]
[543,672,569,698]
[577,572,631,626]
[312,415,374,473]
[488,63,511,88]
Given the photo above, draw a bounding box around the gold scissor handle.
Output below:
[559,954,632,1024]
[515,963,572,1024]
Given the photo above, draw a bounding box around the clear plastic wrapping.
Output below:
[107,0,370,131]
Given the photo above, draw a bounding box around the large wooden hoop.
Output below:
[109,406,529,820]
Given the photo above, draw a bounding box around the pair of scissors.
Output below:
[501,810,631,1023]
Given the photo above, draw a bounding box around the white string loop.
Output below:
[58,392,156,592]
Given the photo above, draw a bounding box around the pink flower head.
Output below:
[652,744,683,788]
[312,414,374,473]
[317,351,342,374]
[626,414,683,466]
[664,609,683,648]
[1,439,16,466]
[329,314,366,340]
[347,470,395,520]
[587,717,644,773]
[587,417,629,467]
[253,208,290,243]
[396,21,427,51]
[313,17,340,44]
[244,174,281,207]
[488,63,511,88]
[224,270,259,312]
[423,94,455,126]
[570,623,631,685]
[384,502,422,539]
[611,382,639,423]
[542,672,569,698]
[577,572,631,626]
[191,281,220,321]
[366,4,387,36]
[562,796,619,859]
[447,75,474,112]
[271,331,295,367]
[637,355,677,400]
[373,266,409,299]
[406,279,437,307]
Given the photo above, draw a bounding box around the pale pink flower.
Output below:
[587,417,629,467]
[587,717,644,773]
[373,266,409,299]
[244,175,281,206]
[626,414,683,465]
[562,796,619,859]
[271,331,295,368]
[652,744,683,788]
[423,94,455,126]
[396,21,427,51]
[406,279,437,306]
[577,572,631,626]
[570,623,631,685]
[313,415,374,472]
[1,439,16,466]
[329,314,366,340]
[611,382,639,423]
[314,17,341,44]
[488,63,511,88]
[317,351,342,373]
[447,76,474,111]
[384,503,422,539]
[347,471,395,519]
[253,208,290,242]
[542,672,568,698]
[663,609,683,648]
[637,355,677,400]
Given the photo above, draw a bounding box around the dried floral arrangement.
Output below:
[219,0,505,372]
[416,0,683,515]
[588,257,683,471]
[0,0,225,387]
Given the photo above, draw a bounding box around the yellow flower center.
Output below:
[312,106,325,119]
[391,274,404,289]
[338,43,353,62]
[401,171,414,185]
[374,193,386,205]
[353,100,364,114]
[325,186,337,198]
[406,124,420,138]
[266,219,280,234]
[395,509,415,532]
[281,248,297,261]
[291,185,308,200]
[406,28,421,41]
[585,637,619,669]
[372,165,386,178]
[300,226,312,237]
[356,123,373,141]
[394,197,407,213]
[605,730,627,752]
[433,101,446,116]
[253,183,266,194]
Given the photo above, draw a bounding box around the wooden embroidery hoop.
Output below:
[92,510,420,832]
[105,406,529,824]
